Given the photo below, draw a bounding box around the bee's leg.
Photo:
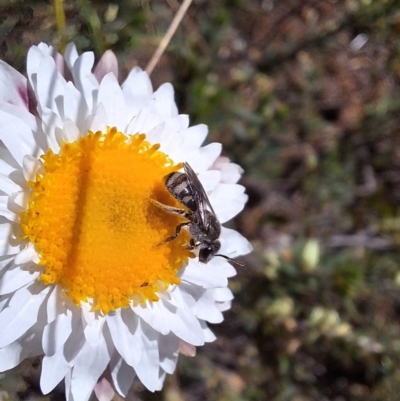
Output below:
[158,222,190,245]
[185,239,198,250]
[149,198,191,219]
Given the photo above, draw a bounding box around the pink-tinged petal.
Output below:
[0,60,28,109]
[94,50,118,83]
[94,378,115,401]
[41,351,70,394]
[178,340,196,357]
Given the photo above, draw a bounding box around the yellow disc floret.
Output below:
[20,127,191,314]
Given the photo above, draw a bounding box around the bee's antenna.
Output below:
[215,254,245,267]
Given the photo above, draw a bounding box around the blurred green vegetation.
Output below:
[2,0,400,400]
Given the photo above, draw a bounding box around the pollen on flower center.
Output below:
[20,127,191,313]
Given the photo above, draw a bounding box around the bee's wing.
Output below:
[183,162,217,220]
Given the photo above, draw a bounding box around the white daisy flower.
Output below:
[0,43,252,401]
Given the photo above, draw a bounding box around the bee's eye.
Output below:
[199,246,214,263]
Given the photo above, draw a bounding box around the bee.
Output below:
[150,162,244,266]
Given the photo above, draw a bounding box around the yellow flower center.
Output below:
[20,128,191,314]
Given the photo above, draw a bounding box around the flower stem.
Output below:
[54,0,66,52]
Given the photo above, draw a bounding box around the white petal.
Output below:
[125,107,163,135]
[46,285,70,324]
[162,300,205,346]
[64,43,79,72]
[220,227,253,257]
[0,264,39,295]
[23,155,43,182]
[97,73,126,128]
[8,191,30,214]
[131,301,170,335]
[72,52,99,112]
[70,335,110,401]
[36,55,66,112]
[122,67,152,98]
[0,143,20,169]
[152,83,178,119]
[109,352,136,397]
[64,82,87,131]
[0,174,21,196]
[200,321,216,342]
[183,142,222,172]
[213,287,234,302]
[83,315,105,346]
[198,170,221,192]
[182,124,208,148]
[0,284,49,347]
[41,351,70,394]
[179,260,229,288]
[0,110,41,166]
[194,290,223,323]
[0,218,20,251]
[42,309,73,356]
[58,119,81,143]
[158,334,179,374]
[0,254,14,271]
[106,310,142,367]
[88,103,108,133]
[210,183,247,223]
[0,340,23,371]
[63,317,86,363]
[133,319,162,392]
[40,107,62,152]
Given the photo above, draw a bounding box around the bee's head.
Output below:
[198,241,221,263]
